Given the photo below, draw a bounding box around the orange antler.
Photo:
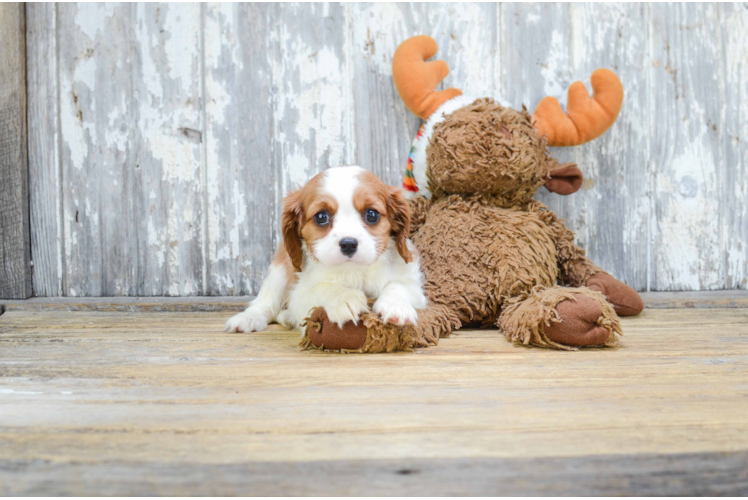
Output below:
[392,35,463,120]
[532,69,624,147]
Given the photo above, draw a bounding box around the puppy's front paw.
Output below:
[276,309,295,330]
[325,290,370,328]
[373,297,418,326]
[224,312,267,333]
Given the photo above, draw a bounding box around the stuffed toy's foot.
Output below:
[544,295,612,346]
[300,307,422,353]
[302,307,369,351]
[499,286,622,350]
[587,273,644,316]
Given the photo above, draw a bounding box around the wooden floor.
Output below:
[1,305,748,495]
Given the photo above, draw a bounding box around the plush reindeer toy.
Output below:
[303,35,643,352]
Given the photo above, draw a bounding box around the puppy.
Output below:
[224,165,428,334]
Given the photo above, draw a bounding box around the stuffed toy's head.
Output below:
[394,35,624,204]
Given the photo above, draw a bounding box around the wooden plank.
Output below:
[2,451,748,496]
[26,3,63,297]
[0,3,31,299]
[57,4,204,297]
[1,295,252,312]
[0,308,747,494]
[650,4,724,291]
[271,3,352,203]
[722,4,748,289]
[500,4,573,117]
[130,3,204,296]
[347,3,420,186]
[57,3,138,296]
[566,4,650,292]
[3,290,748,313]
[203,3,276,296]
[639,290,748,309]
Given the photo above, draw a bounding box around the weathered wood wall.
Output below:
[0,3,31,299]
[24,3,748,296]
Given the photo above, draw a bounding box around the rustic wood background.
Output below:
[23,3,748,297]
[0,3,31,299]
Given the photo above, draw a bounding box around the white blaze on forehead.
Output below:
[322,165,364,205]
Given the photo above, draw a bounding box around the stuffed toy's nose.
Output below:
[544,164,584,195]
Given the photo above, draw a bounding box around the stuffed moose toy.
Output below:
[302,35,643,352]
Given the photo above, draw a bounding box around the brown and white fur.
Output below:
[224,165,428,334]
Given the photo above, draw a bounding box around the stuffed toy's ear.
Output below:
[533,69,623,147]
[281,190,304,272]
[545,163,584,195]
[387,186,413,263]
[392,35,463,120]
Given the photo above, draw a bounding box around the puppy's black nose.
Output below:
[339,238,358,257]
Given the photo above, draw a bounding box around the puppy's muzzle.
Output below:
[339,238,358,257]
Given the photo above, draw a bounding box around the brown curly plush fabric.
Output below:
[499,286,621,350]
[414,195,559,325]
[300,306,440,354]
[408,194,432,234]
[401,98,638,350]
[427,99,549,204]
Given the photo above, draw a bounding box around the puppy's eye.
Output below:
[314,211,330,226]
[364,209,380,225]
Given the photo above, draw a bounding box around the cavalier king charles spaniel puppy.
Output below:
[225,165,427,333]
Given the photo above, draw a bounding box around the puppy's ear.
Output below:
[387,186,413,264]
[281,190,304,272]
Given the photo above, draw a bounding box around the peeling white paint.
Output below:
[74,3,117,41]
[272,10,349,197]
[60,54,97,171]
[28,3,748,297]
[148,218,165,268]
[540,30,568,107]
[284,151,312,192]
[162,6,200,86]
[230,180,246,259]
